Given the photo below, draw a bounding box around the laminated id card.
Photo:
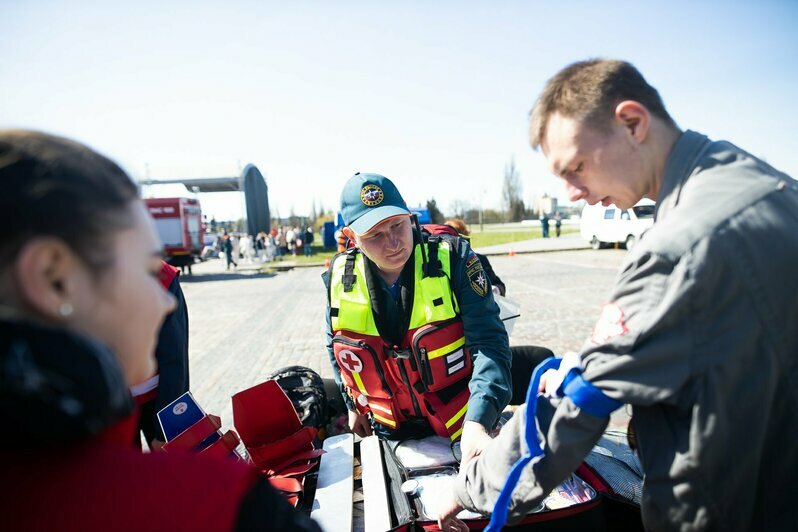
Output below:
[157,391,220,449]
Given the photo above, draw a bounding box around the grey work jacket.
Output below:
[454,131,798,531]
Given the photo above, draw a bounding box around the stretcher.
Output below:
[309,425,644,531]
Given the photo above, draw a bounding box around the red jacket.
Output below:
[0,319,320,532]
[2,425,258,531]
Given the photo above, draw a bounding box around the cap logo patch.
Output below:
[360,184,384,207]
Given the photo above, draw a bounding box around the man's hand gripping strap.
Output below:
[486,356,621,531]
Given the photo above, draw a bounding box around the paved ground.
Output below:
[179,244,631,432]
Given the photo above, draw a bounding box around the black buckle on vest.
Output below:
[423,235,443,278]
[386,346,412,359]
[342,253,356,292]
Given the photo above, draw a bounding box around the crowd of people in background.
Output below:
[206,225,317,270]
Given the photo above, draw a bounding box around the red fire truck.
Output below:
[145,197,203,272]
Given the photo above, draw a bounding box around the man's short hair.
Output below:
[529,59,677,149]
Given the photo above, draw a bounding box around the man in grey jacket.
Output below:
[439,59,798,531]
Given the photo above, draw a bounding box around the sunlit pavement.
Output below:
[179,247,631,432]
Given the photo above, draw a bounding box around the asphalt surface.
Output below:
[178,244,631,430]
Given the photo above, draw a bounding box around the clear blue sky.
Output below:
[2,1,796,221]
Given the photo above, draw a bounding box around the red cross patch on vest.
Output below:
[338,349,363,373]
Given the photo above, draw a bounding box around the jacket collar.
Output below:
[655,130,712,221]
[0,319,136,448]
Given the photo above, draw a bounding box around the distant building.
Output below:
[536,194,558,216]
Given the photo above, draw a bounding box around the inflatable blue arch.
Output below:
[140,164,270,235]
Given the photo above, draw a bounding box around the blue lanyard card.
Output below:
[157,391,221,449]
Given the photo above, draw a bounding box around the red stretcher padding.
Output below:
[245,426,317,469]
[266,449,326,477]
[232,380,302,446]
[200,430,241,459]
[162,414,222,452]
[268,477,304,494]
[232,378,327,510]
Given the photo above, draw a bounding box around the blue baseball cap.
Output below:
[340,173,411,234]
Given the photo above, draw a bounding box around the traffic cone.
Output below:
[508,249,516,257]
[324,258,331,267]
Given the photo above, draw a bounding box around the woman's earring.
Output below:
[58,303,74,317]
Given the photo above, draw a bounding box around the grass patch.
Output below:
[262,227,580,267]
[469,228,577,248]
[266,244,337,266]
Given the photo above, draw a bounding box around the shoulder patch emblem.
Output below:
[591,302,628,344]
[360,184,384,207]
[466,253,488,297]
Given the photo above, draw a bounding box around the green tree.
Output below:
[426,198,445,224]
[502,156,525,222]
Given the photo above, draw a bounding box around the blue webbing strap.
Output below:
[562,373,622,418]
[485,356,560,531]
[486,357,623,530]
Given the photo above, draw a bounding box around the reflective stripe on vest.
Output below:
[330,243,459,333]
[352,372,369,396]
[445,402,469,440]
[427,337,465,360]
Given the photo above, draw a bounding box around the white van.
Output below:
[580,199,655,250]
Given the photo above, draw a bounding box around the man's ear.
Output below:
[614,100,650,144]
[14,238,83,322]
[342,227,356,242]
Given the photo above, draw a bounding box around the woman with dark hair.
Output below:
[0,131,319,532]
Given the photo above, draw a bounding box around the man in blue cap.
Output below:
[323,172,512,462]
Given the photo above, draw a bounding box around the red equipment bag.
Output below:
[420,224,459,237]
[232,380,326,505]
[233,380,303,443]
